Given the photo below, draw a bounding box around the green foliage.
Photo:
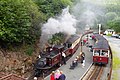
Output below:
[0,0,73,49]
[0,0,42,48]
[25,46,34,56]
[105,12,118,21]
[0,0,30,43]
[106,4,120,16]
[107,17,120,33]
[61,0,73,6]
[107,34,112,36]
[33,0,73,20]
[104,2,120,32]
[48,32,65,45]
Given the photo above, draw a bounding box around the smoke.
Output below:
[72,0,106,33]
[39,0,107,49]
[40,6,77,49]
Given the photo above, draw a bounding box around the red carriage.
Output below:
[92,34,110,64]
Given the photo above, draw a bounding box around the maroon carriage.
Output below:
[92,34,110,64]
[64,34,81,56]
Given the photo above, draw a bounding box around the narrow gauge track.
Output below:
[88,65,104,80]
[81,64,104,80]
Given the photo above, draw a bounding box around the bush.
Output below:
[107,34,112,36]
[25,46,34,56]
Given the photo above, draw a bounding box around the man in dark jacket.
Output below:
[59,71,66,80]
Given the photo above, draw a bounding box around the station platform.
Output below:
[45,40,93,80]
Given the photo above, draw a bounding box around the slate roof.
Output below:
[66,34,80,43]
[93,34,109,50]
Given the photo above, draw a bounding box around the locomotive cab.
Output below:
[46,48,62,67]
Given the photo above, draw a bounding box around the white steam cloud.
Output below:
[42,6,77,35]
[72,0,106,32]
[40,6,77,49]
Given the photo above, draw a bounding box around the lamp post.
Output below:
[98,24,101,34]
[80,30,93,52]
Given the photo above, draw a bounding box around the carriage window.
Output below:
[101,51,108,56]
[94,50,100,56]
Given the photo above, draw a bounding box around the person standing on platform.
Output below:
[59,71,66,80]
[55,70,61,80]
[81,52,85,68]
[50,71,55,80]
[62,52,66,65]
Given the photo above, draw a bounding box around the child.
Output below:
[50,71,55,80]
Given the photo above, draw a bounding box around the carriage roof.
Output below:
[94,34,106,40]
[66,34,80,43]
[93,40,109,50]
[93,34,109,50]
[53,45,64,49]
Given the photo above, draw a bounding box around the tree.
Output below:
[107,17,120,33]
[105,12,118,21]
[0,0,42,48]
[48,32,65,45]
[33,0,73,20]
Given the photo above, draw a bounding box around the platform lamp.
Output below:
[98,24,101,34]
[80,33,84,53]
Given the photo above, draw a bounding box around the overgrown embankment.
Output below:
[109,43,120,80]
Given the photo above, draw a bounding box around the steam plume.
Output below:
[40,6,77,49]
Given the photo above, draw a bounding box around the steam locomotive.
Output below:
[92,34,110,64]
[34,34,81,77]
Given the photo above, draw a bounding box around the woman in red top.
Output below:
[50,71,55,80]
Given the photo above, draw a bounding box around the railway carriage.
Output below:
[64,34,81,56]
[92,34,110,64]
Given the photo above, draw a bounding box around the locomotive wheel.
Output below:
[56,62,62,67]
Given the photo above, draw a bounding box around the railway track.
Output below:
[81,45,113,80]
[81,64,104,80]
[89,66,104,80]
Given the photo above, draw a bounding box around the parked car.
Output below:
[111,34,119,38]
[118,34,120,39]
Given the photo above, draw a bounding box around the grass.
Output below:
[112,71,118,80]
[112,50,120,80]
[112,51,120,69]
[107,34,112,36]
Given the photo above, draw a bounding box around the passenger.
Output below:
[74,57,78,66]
[83,39,87,45]
[50,71,55,80]
[34,77,37,80]
[81,52,85,68]
[62,52,66,65]
[55,70,61,80]
[76,56,80,61]
[59,71,66,80]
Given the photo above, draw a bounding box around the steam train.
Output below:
[34,34,81,77]
[92,34,110,64]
